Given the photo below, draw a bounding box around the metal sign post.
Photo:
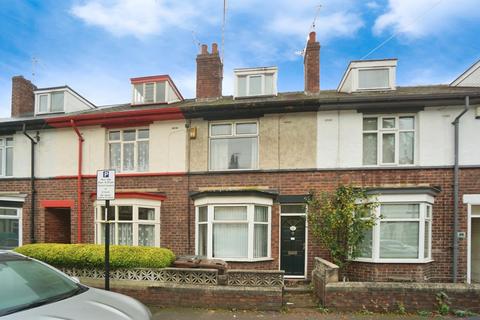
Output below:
[96,169,115,291]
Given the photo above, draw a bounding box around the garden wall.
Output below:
[312,257,480,313]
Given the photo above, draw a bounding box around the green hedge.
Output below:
[14,244,176,269]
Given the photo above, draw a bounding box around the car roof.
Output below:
[0,250,29,262]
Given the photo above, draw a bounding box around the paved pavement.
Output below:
[150,307,460,319]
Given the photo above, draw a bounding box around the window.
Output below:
[0,208,21,250]
[234,67,277,97]
[195,200,272,261]
[209,121,258,171]
[358,69,389,89]
[357,198,432,263]
[37,92,65,113]
[363,116,415,166]
[0,137,13,177]
[94,201,160,247]
[108,128,149,172]
[133,82,167,104]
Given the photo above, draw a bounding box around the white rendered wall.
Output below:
[317,105,480,169]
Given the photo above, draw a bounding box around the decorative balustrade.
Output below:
[226,270,284,287]
[61,267,284,287]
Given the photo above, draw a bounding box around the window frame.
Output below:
[194,197,272,262]
[208,120,259,171]
[94,199,161,247]
[35,91,65,114]
[107,127,150,173]
[0,207,22,250]
[357,68,391,90]
[0,137,14,177]
[355,194,433,264]
[362,115,416,166]
[132,81,169,105]
[234,68,278,98]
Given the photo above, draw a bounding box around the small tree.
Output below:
[307,185,378,271]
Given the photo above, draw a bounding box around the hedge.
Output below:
[14,244,176,269]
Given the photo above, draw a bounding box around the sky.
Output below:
[1,0,480,117]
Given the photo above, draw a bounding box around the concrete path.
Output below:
[150,307,460,319]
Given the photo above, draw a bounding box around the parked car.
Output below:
[0,250,151,320]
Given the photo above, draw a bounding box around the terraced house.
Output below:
[1,32,480,284]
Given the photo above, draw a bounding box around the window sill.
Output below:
[220,258,273,263]
[352,258,434,264]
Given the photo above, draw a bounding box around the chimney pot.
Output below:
[11,76,36,118]
[309,31,316,43]
[212,43,218,54]
[201,44,208,54]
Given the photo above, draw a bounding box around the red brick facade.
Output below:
[1,167,479,282]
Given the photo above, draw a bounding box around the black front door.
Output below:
[281,216,306,276]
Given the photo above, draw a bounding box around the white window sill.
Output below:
[218,257,273,263]
[352,258,434,264]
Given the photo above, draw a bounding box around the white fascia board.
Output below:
[234,66,278,76]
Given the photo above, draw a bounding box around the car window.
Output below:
[0,259,83,316]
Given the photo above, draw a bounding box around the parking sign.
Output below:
[96,170,115,200]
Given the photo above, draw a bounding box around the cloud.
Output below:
[71,0,203,38]
[373,0,480,38]
[366,1,381,10]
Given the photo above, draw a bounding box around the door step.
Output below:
[283,284,317,308]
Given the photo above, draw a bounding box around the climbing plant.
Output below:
[307,185,378,271]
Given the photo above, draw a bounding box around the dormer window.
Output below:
[338,59,397,93]
[37,91,65,113]
[131,75,183,105]
[234,67,277,98]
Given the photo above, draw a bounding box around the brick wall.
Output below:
[44,208,71,243]
[11,76,36,118]
[1,167,479,282]
[81,278,283,311]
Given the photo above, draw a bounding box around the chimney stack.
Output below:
[304,32,320,94]
[196,43,223,100]
[11,76,36,118]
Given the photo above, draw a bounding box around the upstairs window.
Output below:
[108,128,149,172]
[209,121,258,171]
[363,116,415,166]
[133,81,167,104]
[234,67,277,98]
[0,137,13,177]
[358,69,389,89]
[37,92,65,113]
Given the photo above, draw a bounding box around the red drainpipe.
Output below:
[71,120,84,243]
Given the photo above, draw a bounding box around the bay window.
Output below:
[363,115,415,166]
[94,200,160,247]
[0,137,13,177]
[108,128,149,172]
[195,197,272,261]
[209,121,258,171]
[0,207,21,250]
[357,195,432,263]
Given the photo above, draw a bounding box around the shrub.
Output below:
[14,243,176,269]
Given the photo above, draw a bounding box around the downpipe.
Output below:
[22,124,39,244]
[71,120,84,243]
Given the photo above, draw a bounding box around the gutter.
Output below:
[71,120,84,243]
[22,124,38,244]
[452,96,470,283]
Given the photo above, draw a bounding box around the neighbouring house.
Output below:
[1,33,480,284]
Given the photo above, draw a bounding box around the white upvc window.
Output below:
[209,121,258,171]
[0,207,22,250]
[94,199,160,247]
[132,81,167,105]
[356,195,433,263]
[234,67,278,98]
[108,128,149,173]
[195,197,272,261]
[37,91,65,114]
[0,137,14,177]
[358,68,390,90]
[362,115,415,166]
